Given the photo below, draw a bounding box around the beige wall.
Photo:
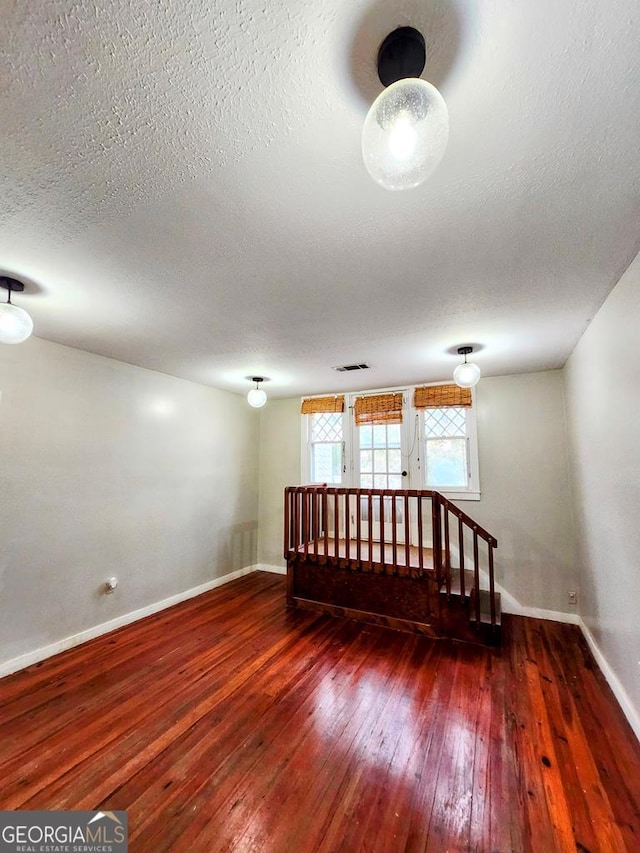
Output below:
[257,371,578,613]
[471,371,577,612]
[257,398,301,568]
[564,255,640,726]
[0,337,259,668]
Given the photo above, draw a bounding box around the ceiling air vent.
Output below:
[333,363,370,372]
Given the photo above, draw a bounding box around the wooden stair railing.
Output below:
[434,494,499,630]
[284,485,500,642]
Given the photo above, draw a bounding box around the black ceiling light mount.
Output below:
[377,26,426,87]
[0,276,26,295]
[362,26,449,191]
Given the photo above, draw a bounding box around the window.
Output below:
[421,403,480,499]
[358,423,403,489]
[301,385,480,500]
[308,412,343,484]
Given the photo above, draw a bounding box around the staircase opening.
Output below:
[284,486,500,646]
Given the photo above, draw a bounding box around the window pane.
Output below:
[374,474,387,489]
[373,449,387,472]
[387,424,401,447]
[361,474,373,489]
[426,438,467,488]
[388,474,402,489]
[360,449,372,473]
[312,443,341,483]
[387,448,401,472]
[373,425,386,447]
[359,425,372,447]
[424,407,466,439]
[311,412,342,442]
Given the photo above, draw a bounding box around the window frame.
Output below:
[415,391,480,501]
[301,384,480,500]
[351,393,410,491]
[301,409,348,486]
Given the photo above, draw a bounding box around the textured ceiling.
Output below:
[1,0,639,398]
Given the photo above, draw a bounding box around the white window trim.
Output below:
[416,391,481,501]
[301,384,481,500]
[301,408,349,486]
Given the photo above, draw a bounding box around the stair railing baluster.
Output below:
[356,490,362,570]
[368,491,373,570]
[391,490,398,574]
[345,489,350,564]
[404,492,410,575]
[322,489,329,565]
[432,494,442,588]
[302,488,309,561]
[458,515,465,601]
[444,502,451,598]
[283,487,290,560]
[379,492,386,574]
[293,489,300,561]
[473,528,480,628]
[417,494,424,577]
[488,543,496,630]
[334,489,340,566]
[312,489,318,561]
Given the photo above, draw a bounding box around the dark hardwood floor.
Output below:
[1,571,639,852]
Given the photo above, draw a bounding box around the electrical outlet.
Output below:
[568,591,577,605]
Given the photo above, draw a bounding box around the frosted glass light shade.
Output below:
[453,361,481,389]
[0,302,33,344]
[362,78,449,191]
[247,388,267,408]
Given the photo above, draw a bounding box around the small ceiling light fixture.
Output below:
[362,27,449,191]
[0,276,33,344]
[247,376,267,408]
[453,346,481,388]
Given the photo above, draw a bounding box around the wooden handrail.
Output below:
[436,494,498,547]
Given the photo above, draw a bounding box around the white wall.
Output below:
[564,255,640,727]
[257,371,578,613]
[0,337,259,669]
[257,398,301,569]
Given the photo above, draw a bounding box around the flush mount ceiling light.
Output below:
[247,376,267,408]
[0,276,33,344]
[362,27,449,191]
[453,346,481,388]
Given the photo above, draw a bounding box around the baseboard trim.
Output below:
[252,563,286,575]
[479,574,580,624]
[501,599,580,624]
[0,564,258,679]
[578,619,640,743]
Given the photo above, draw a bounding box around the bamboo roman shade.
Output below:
[354,392,404,426]
[300,395,345,414]
[414,384,472,409]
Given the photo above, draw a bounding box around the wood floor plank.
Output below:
[486,644,524,853]
[2,572,640,852]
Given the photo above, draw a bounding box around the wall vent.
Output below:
[333,363,370,372]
